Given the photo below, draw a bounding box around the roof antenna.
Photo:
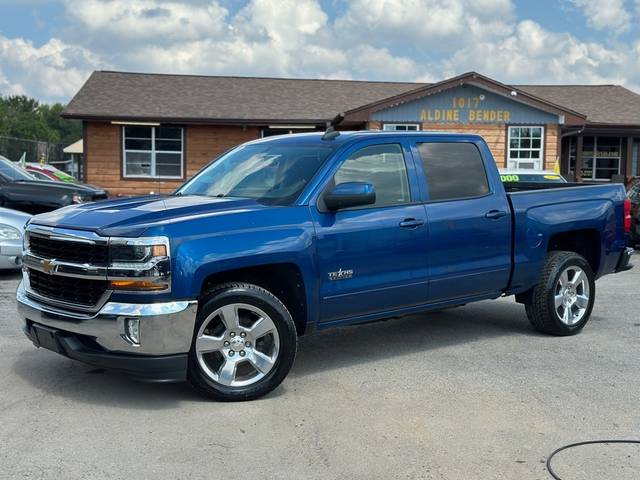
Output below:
[322,113,345,140]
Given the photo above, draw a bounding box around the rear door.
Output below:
[311,139,429,323]
[412,139,512,302]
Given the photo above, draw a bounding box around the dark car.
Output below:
[629,182,640,246]
[0,156,108,214]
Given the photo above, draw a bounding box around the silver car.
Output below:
[0,207,31,270]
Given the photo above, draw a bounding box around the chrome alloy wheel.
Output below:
[195,303,280,387]
[554,266,590,326]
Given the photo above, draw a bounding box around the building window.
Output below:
[382,123,419,131]
[123,126,183,179]
[568,136,622,181]
[508,126,544,170]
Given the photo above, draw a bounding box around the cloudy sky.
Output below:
[1,0,639,103]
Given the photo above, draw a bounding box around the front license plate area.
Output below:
[32,324,64,354]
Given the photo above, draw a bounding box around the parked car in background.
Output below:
[25,162,79,184]
[628,182,640,246]
[499,169,567,184]
[0,207,30,270]
[0,156,108,214]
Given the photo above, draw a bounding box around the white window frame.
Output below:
[122,126,184,179]
[382,123,420,132]
[507,126,544,170]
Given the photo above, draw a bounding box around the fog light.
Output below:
[124,318,140,346]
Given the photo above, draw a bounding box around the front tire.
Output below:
[187,282,297,401]
[525,251,595,336]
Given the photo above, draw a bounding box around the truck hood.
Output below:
[30,195,268,236]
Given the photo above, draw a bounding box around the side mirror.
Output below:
[324,182,376,211]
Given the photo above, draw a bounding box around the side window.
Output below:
[334,144,410,206]
[417,142,490,201]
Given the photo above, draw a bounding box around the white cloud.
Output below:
[334,0,515,52]
[0,35,106,101]
[2,0,640,103]
[442,20,638,87]
[64,0,229,44]
[568,0,630,31]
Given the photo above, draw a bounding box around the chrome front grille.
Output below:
[23,225,111,312]
[28,234,109,264]
[28,268,108,307]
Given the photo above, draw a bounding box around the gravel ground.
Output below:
[0,265,638,480]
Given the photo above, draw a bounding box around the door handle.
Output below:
[485,210,507,220]
[399,218,425,229]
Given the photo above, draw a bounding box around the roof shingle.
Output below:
[63,71,423,123]
[63,71,640,126]
[516,85,640,125]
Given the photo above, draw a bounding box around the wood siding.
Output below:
[544,124,560,170]
[84,122,260,196]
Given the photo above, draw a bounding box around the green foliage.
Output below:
[0,95,82,146]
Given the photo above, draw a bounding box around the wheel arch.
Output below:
[546,228,601,275]
[200,263,308,335]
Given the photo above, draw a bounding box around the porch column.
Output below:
[575,134,583,182]
[626,136,633,184]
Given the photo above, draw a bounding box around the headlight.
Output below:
[108,237,170,292]
[0,224,21,241]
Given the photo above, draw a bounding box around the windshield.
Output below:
[0,157,36,181]
[178,143,336,205]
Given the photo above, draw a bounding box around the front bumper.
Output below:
[17,281,197,382]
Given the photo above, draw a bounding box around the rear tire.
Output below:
[525,251,595,336]
[187,282,297,401]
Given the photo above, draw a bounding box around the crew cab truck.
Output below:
[17,131,633,401]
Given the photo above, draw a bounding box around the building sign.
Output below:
[372,85,559,125]
[420,95,511,123]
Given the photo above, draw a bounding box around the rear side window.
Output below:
[417,142,490,201]
[334,144,410,206]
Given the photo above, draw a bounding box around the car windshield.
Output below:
[500,172,566,183]
[0,157,35,181]
[177,143,336,205]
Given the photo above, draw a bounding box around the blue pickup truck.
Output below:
[17,131,633,401]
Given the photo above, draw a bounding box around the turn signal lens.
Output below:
[109,280,169,291]
[151,244,167,257]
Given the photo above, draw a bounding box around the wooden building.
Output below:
[62,71,640,196]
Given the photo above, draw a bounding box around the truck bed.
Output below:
[504,182,628,292]
[502,181,600,192]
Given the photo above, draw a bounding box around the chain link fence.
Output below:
[0,135,65,165]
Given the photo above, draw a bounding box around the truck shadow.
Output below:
[291,298,539,378]
[11,298,543,408]
[12,351,204,409]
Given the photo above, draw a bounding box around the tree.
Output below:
[0,95,82,162]
[0,95,81,143]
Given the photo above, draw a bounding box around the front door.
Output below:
[311,141,429,323]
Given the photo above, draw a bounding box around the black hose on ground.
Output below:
[546,440,640,480]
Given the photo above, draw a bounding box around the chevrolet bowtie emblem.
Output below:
[40,259,57,274]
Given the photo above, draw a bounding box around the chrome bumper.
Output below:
[16,281,197,356]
